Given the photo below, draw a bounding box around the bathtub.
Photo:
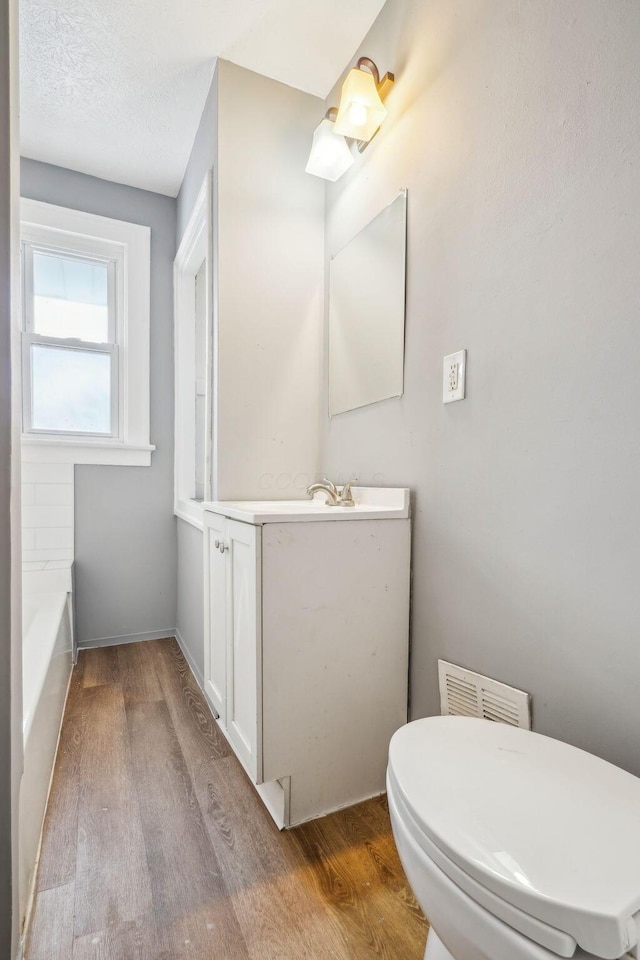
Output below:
[20,562,74,927]
[22,565,73,742]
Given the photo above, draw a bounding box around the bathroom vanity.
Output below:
[202,487,411,827]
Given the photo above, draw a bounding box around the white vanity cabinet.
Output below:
[204,515,262,781]
[203,488,411,828]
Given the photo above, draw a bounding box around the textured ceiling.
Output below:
[20,0,387,196]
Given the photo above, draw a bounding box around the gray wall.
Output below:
[177,64,218,245]
[322,0,640,774]
[173,61,323,679]
[213,60,323,501]
[21,158,177,644]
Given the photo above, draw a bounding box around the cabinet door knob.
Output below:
[214,539,220,549]
[219,542,228,554]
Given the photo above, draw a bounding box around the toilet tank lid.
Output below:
[388,717,640,959]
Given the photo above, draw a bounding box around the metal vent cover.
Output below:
[438,660,531,729]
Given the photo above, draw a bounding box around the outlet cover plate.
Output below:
[443,350,466,403]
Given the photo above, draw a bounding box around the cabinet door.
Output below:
[225,519,262,783]
[203,513,227,723]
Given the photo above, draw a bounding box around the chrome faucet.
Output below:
[306,476,357,507]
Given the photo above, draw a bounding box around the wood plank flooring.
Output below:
[25,638,428,960]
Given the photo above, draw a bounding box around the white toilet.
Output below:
[387,716,640,960]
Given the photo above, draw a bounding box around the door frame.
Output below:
[173,170,215,530]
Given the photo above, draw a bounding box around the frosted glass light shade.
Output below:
[334,68,387,142]
[305,118,354,181]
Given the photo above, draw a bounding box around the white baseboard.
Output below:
[78,628,176,649]
[77,629,205,695]
[174,628,205,692]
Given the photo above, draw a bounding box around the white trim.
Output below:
[77,628,176,649]
[175,627,205,692]
[21,437,155,466]
[174,172,214,519]
[175,498,204,531]
[20,198,152,467]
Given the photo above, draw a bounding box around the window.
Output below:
[23,244,117,436]
[20,199,154,466]
[174,173,214,528]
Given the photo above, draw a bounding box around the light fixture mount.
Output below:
[355,56,395,93]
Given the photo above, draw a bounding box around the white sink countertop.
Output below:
[203,487,410,524]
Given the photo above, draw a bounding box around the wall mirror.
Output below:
[329,189,407,417]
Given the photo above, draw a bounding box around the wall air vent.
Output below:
[438,660,531,729]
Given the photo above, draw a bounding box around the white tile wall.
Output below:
[34,483,74,506]
[22,462,73,485]
[34,527,74,550]
[22,484,36,505]
[25,548,75,563]
[23,562,73,594]
[22,459,75,563]
[23,505,74,529]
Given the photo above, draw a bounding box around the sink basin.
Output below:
[203,487,410,524]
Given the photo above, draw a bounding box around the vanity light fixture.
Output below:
[334,57,394,144]
[305,108,354,182]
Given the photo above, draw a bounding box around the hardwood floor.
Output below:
[25,639,428,960]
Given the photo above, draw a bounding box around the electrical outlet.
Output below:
[443,350,466,403]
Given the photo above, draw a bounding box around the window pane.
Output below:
[31,344,112,434]
[32,251,110,342]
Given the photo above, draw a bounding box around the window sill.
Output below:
[21,436,155,466]
[175,499,204,531]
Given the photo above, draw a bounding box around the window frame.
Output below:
[21,239,120,439]
[20,199,154,467]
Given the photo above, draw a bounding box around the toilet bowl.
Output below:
[387,717,640,960]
